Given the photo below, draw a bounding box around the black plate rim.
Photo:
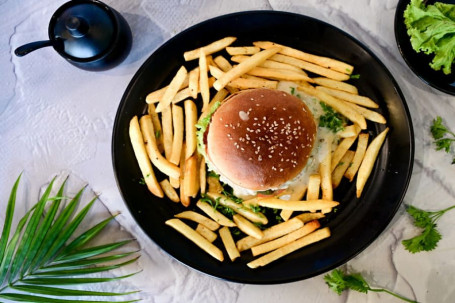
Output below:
[112,10,415,284]
[394,0,455,95]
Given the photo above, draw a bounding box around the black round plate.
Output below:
[112,11,414,284]
[395,0,455,95]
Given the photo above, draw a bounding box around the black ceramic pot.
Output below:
[15,0,132,71]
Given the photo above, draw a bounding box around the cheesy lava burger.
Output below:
[198,88,317,193]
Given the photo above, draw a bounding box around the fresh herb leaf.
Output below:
[402,204,455,253]
[195,101,222,158]
[350,74,360,79]
[221,190,243,204]
[207,171,220,179]
[325,269,418,303]
[319,102,345,133]
[430,116,455,163]
[250,205,263,213]
[404,0,455,74]
[138,178,146,185]
[290,87,296,95]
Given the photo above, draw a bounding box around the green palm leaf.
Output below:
[0,176,141,302]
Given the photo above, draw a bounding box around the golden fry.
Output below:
[160,179,180,203]
[196,223,218,242]
[188,66,199,99]
[320,136,333,201]
[214,55,233,72]
[156,66,188,112]
[307,174,321,200]
[233,214,264,239]
[213,47,281,91]
[316,86,378,108]
[147,104,164,153]
[165,219,223,261]
[246,66,313,82]
[145,75,189,104]
[295,212,325,223]
[207,176,224,194]
[247,227,331,268]
[196,200,236,227]
[199,50,210,112]
[338,124,360,138]
[312,77,358,94]
[219,227,240,261]
[199,157,207,194]
[184,37,237,61]
[175,210,220,231]
[345,133,369,181]
[251,220,321,256]
[184,100,198,158]
[236,217,304,252]
[184,154,199,198]
[129,116,163,197]
[257,198,339,212]
[331,131,360,172]
[356,128,389,197]
[231,55,306,73]
[169,105,184,165]
[179,143,190,206]
[226,46,260,55]
[332,150,355,188]
[161,106,173,159]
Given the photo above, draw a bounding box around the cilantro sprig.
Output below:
[324,269,418,303]
[402,204,455,253]
[319,102,344,133]
[431,116,455,163]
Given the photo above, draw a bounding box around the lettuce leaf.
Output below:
[195,101,222,159]
[404,0,455,74]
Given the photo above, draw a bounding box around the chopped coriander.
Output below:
[290,87,296,95]
[155,130,161,139]
[250,205,263,213]
[337,161,345,167]
[207,171,220,178]
[402,204,455,253]
[324,269,417,303]
[319,102,345,133]
[345,68,352,73]
[350,74,360,79]
[139,178,146,185]
[430,116,455,163]
[221,190,243,204]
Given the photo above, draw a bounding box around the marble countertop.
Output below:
[1,0,455,302]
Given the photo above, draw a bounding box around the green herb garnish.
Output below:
[207,171,220,179]
[290,87,296,95]
[404,0,455,74]
[402,204,455,253]
[139,178,146,185]
[221,190,243,204]
[430,116,455,163]
[155,130,161,139]
[324,269,417,303]
[0,175,140,302]
[350,74,360,79]
[319,102,344,133]
[196,101,222,158]
[250,205,263,213]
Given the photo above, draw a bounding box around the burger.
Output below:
[197,88,317,195]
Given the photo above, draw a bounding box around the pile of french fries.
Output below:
[129,37,388,268]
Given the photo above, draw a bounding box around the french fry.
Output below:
[231,55,306,73]
[155,66,188,113]
[345,133,369,181]
[254,41,353,74]
[280,185,307,221]
[188,67,199,99]
[338,124,360,138]
[257,198,339,212]
[179,143,190,206]
[236,217,304,252]
[331,131,360,172]
[332,150,355,188]
[139,115,180,179]
[312,77,358,94]
[229,77,278,90]
[207,192,268,225]
[184,100,198,158]
[307,174,321,200]
[147,104,164,153]
[196,224,217,242]
[165,219,223,261]
[184,37,237,61]
[219,227,240,261]
[298,84,367,129]
[161,107,173,159]
[160,179,180,203]
[175,211,220,231]
[246,66,313,82]
[226,46,260,55]
[316,86,378,108]
[207,176,224,194]
[145,75,189,104]
[199,158,207,194]
[349,103,387,124]
[356,128,389,197]
[295,212,325,223]
[196,200,236,227]
[169,105,184,165]
[320,136,333,202]
[214,55,233,72]
[251,220,321,256]
[199,50,210,112]
[184,154,199,198]
[213,47,281,91]
[269,54,350,81]
[247,227,331,268]
[233,214,264,239]
[129,116,163,197]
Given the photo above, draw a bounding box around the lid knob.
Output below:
[64,16,88,37]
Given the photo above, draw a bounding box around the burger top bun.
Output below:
[206,88,317,191]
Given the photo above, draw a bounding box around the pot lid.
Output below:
[50,0,116,60]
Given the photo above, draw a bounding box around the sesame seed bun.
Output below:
[206,88,317,191]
